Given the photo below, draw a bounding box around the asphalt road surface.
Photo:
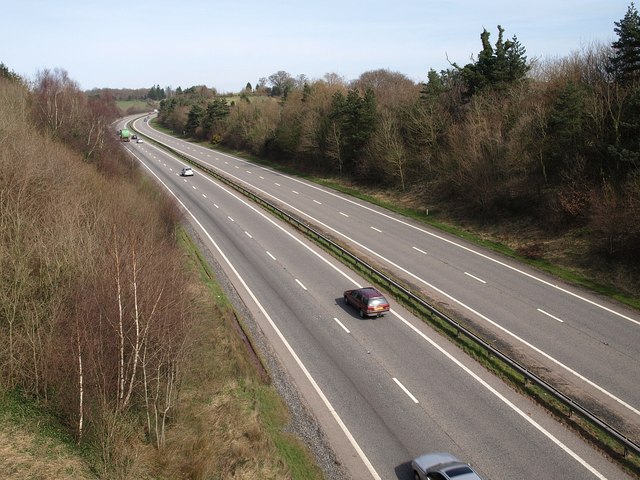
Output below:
[117,115,636,479]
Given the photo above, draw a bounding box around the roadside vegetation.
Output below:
[1,3,639,478]
[0,67,320,478]
[157,4,640,300]
[86,85,163,115]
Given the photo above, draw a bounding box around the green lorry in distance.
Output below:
[118,129,131,142]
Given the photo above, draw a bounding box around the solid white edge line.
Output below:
[140,124,640,418]
[538,308,565,323]
[334,317,351,334]
[130,150,382,480]
[195,161,638,417]
[391,309,607,479]
[264,164,640,327]
[392,377,419,404]
[133,121,615,476]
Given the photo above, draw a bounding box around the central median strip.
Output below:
[129,119,640,472]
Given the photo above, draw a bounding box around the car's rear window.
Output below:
[445,466,473,477]
[368,298,387,307]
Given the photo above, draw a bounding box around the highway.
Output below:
[116,115,636,479]
[132,116,640,442]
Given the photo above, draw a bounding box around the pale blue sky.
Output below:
[1,0,631,93]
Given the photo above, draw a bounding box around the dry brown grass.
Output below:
[0,422,94,479]
[152,254,296,479]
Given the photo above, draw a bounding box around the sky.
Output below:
[1,0,633,93]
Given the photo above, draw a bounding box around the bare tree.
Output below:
[267,70,294,96]
[323,72,346,87]
[376,114,408,190]
[32,68,82,138]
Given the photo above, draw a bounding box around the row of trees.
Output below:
[0,66,196,474]
[86,84,167,101]
[157,5,640,264]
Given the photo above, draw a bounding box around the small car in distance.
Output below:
[180,167,194,177]
[411,452,483,480]
[136,138,143,143]
[343,287,390,318]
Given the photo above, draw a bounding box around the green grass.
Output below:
[0,389,96,479]
[0,389,73,447]
[116,100,157,114]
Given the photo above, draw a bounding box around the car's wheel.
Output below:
[359,309,365,318]
[413,471,420,480]
[344,295,349,306]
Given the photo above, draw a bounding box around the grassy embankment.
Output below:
[0,84,322,478]
[116,99,157,115]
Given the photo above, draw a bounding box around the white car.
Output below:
[136,138,143,143]
[411,453,483,480]
[180,167,194,177]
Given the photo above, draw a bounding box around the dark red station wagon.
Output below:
[343,287,390,318]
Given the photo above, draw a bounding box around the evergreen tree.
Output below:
[420,69,447,100]
[609,3,640,86]
[302,82,312,102]
[0,62,20,82]
[201,98,230,133]
[185,104,204,136]
[147,84,166,100]
[456,25,529,96]
[544,81,592,182]
[328,88,377,175]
